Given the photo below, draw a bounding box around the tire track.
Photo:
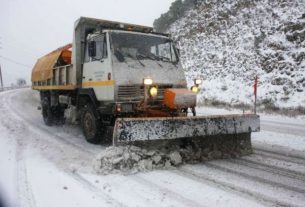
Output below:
[71,172,186,207]
[234,158,305,182]
[68,172,126,207]
[1,90,128,207]
[0,90,96,178]
[16,160,37,207]
[260,121,305,137]
[3,90,98,156]
[132,174,206,207]
[15,137,37,207]
[251,151,305,175]
[262,119,305,129]
[253,147,305,165]
[205,162,305,194]
[1,91,37,207]
[177,166,303,207]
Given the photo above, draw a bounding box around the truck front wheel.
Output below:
[81,105,102,144]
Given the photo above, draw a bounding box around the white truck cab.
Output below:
[82,30,187,103]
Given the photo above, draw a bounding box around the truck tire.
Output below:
[42,106,54,126]
[42,97,54,126]
[81,104,103,144]
[41,97,65,126]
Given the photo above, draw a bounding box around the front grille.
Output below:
[157,87,167,99]
[117,84,173,101]
[117,85,142,101]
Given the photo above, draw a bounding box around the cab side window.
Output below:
[95,34,107,60]
[85,34,108,62]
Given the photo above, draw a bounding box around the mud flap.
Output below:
[112,114,260,145]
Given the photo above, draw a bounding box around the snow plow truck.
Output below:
[31,17,259,151]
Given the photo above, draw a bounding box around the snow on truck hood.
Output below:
[112,58,187,86]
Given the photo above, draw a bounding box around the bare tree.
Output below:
[17,78,26,87]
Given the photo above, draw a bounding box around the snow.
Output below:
[0,88,305,206]
[168,0,305,108]
[181,164,305,207]
[0,125,18,207]
[93,138,248,175]
[253,131,305,151]
[25,155,115,207]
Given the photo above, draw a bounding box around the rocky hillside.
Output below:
[155,0,305,109]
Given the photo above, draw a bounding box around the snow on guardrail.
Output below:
[0,86,30,92]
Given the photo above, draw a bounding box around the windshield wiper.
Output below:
[136,53,145,67]
[150,54,170,62]
[150,54,177,67]
[142,53,163,68]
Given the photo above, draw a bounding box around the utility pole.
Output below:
[0,64,3,90]
[253,76,258,114]
[0,37,3,90]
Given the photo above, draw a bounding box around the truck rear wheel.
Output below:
[41,93,65,126]
[41,97,54,126]
[81,105,103,144]
[42,104,65,125]
[42,104,54,125]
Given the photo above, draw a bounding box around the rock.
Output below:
[145,160,153,170]
[137,160,146,170]
[222,153,231,159]
[208,150,222,159]
[146,150,156,156]
[128,145,142,152]
[200,156,208,162]
[152,155,162,164]
[164,160,172,168]
[169,151,182,165]
[138,160,153,170]
[123,151,130,160]
[131,152,141,162]
[112,157,123,164]
[105,147,124,158]
[271,77,290,86]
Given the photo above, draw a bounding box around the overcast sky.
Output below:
[0,0,175,86]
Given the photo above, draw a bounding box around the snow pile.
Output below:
[166,0,305,108]
[93,145,178,174]
[93,136,252,174]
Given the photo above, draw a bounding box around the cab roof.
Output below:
[75,17,169,37]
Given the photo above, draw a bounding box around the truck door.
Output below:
[82,33,114,101]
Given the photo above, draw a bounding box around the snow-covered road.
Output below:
[0,88,305,207]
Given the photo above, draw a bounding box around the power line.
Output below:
[1,39,42,58]
[0,55,32,68]
[1,36,45,55]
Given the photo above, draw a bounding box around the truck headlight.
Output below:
[191,86,199,93]
[149,86,158,97]
[194,79,202,85]
[144,78,153,85]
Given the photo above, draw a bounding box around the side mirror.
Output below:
[88,41,96,57]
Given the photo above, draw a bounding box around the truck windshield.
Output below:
[110,32,178,63]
